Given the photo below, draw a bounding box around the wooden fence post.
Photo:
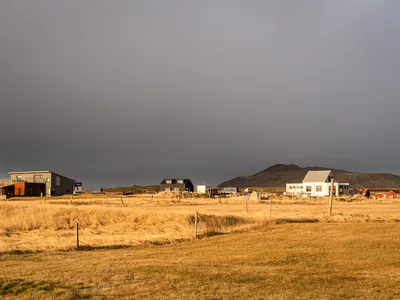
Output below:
[194,211,198,239]
[245,201,248,213]
[76,223,80,250]
[70,195,73,205]
[120,197,125,207]
[328,178,334,216]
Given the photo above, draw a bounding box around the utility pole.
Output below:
[328,178,334,217]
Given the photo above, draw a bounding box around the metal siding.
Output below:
[10,171,74,196]
[51,172,75,196]
[160,183,194,192]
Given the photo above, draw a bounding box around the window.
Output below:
[33,175,43,183]
[306,186,312,192]
[177,180,184,184]
[165,188,171,192]
[56,176,61,187]
[165,180,172,184]
[173,187,180,191]
[316,186,322,192]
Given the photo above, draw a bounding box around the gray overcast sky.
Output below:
[1,1,400,189]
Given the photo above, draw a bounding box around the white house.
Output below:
[286,170,349,197]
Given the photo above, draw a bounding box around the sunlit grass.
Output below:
[0,223,399,299]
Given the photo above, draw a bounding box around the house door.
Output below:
[18,188,22,196]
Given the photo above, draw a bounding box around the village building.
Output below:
[160,179,194,192]
[74,182,84,194]
[6,171,76,197]
[195,185,206,194]
[220,187,239,195]
[286,170,350,197]
[375,190,400,199]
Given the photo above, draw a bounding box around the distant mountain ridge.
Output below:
[218,164,400,188]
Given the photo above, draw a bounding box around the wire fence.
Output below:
[1,196,398,252]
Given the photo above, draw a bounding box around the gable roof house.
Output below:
[286,170,349,197]
[160,179,194,192]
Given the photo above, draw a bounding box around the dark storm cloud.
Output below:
[1,1,400,188]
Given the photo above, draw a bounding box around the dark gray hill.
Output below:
[219,164,400,188]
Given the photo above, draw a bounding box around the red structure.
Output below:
[357,188,370,197]
[0,182,45,198]
[376,190,400,199]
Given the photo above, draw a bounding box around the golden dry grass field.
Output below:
[1,194,400,299]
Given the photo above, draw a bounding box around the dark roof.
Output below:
[0,183,14,188]
[161,179,192,184]
[9,170,51,174]
[9,170,75,181]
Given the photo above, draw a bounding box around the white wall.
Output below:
[196,185,206,194]
[303,182,331,197]
[286,183,304,196]
[287,182,349,197]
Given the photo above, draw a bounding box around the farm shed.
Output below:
[195,185,206,194]
[220,187,239,194]
[376,190,400,199]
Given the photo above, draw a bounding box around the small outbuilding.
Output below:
[74,182,84,194]
[220,187,239,195]
[376,190,399,199]
[195,185,206,194]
